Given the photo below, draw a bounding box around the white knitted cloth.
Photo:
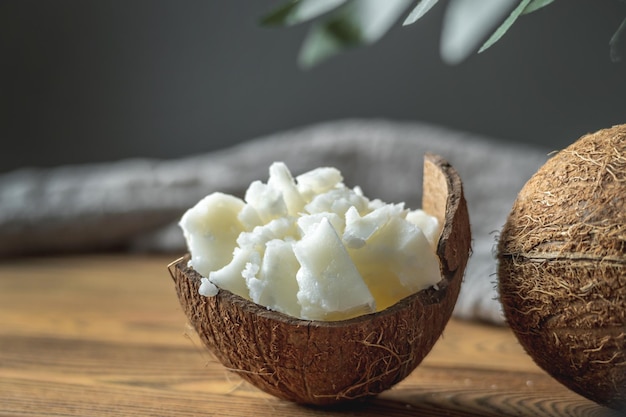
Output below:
[0,119,550,325]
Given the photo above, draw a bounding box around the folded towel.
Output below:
[0,119,550,325]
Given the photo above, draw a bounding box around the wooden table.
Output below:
[0,255,617,416]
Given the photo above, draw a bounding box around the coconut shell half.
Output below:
[168,153,471,405]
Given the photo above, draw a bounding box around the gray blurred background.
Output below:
[2,0,625,173]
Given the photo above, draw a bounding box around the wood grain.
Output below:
[0,255,619,416]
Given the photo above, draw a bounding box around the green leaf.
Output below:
[478,0,532,53]
[297,0,414,68]
[260,1,299,26]
[402,0,440,26]
[478,0,557,54]
[441,0,519,64]
[297,20,360,68]
[522,0,556,15]
[260,0,347,27]
[610,17,626,62]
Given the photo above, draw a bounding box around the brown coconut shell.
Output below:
[168,153,471,405]
[498,124,626,410]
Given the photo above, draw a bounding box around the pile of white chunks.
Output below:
[179,162,442,321]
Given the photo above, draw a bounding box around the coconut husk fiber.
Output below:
[498,124,626,409]
[0,119,550,325]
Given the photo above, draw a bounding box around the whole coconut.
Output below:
[498,124,626,410]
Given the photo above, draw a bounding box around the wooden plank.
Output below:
[0,255,616,416]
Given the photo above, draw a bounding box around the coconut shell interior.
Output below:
[498,124,626,410]
[169,152,471,405]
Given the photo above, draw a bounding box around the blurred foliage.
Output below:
[261,0,626,67]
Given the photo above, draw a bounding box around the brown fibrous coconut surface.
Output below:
[498,124,626,410]
[169,153,471,405]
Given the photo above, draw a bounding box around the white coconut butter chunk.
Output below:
[295,166,342,200]
[293,217,376,321]
[343,203,407,249]
[179,161,442,321]
[208,247,260,298]
[267,162,306,215]
[198,277,219,297]
[178,192,245,278]
[243,180,287,224]
[254,239,301,317]
[406,209,441,249]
